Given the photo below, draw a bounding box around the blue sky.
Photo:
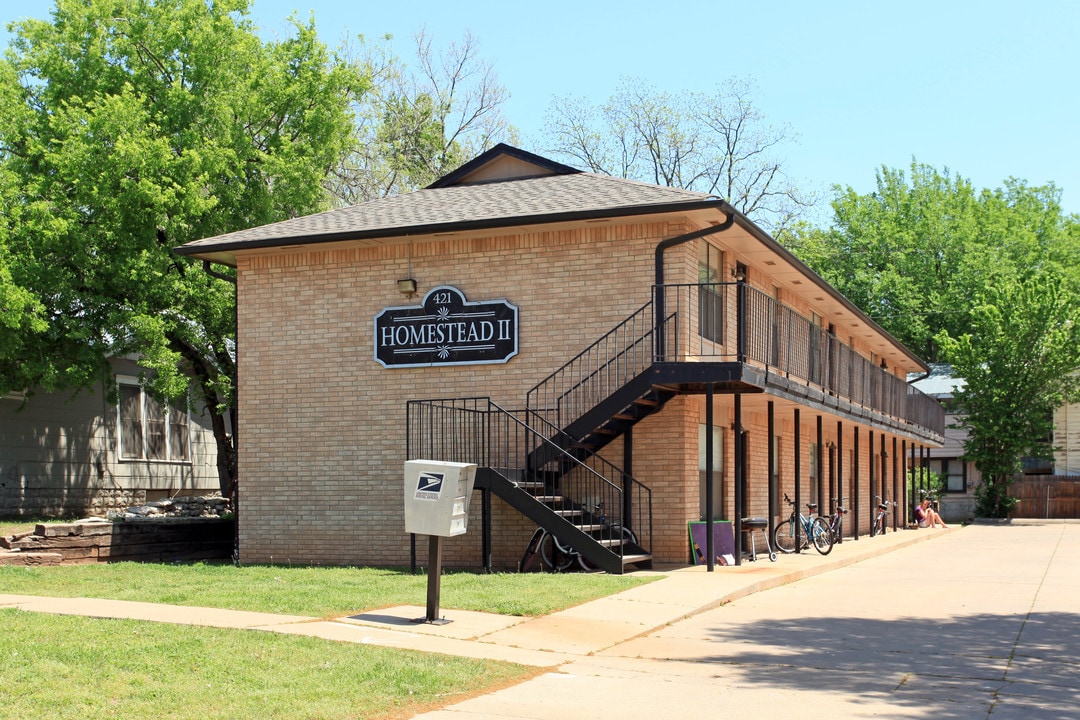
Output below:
[4,0,1079,219]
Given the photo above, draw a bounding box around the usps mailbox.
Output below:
[403,460,477,537]
[403,459,477,625]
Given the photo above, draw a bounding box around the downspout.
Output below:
[654,203,735,358]
[203,260,237,285]
[907,368,931,385]
[652,203,734,570]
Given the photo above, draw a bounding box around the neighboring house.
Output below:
[176,144,944,572]
[0,357,223,517]
[1053,398,1080,475]
[911,365,980,522]
[913,364,1080,522]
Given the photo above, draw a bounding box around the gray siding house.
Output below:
[0,357,222,517]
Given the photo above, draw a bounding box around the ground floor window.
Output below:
[117,377,191,462]
[934,458,966,493]
[699,424,724,519]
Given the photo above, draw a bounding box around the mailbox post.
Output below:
[403,460,477,624]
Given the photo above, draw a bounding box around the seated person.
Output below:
[914,499,948,528]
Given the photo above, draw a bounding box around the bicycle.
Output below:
[519,527,575,572]
[822,498,848,544]
[773,493,833,555]
[870,496,894,537]
[518,502,637,573]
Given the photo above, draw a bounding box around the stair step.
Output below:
[575,524,606,532]
[555,509,584,518]
[531,495,564,503]
[620,553,651,565]
[612,413,635,421]
[633,397,659,407]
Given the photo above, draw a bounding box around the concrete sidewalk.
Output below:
[0,523,956,667]
[5,522,1076,719]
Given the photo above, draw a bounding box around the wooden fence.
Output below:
[1009,476,1080,519]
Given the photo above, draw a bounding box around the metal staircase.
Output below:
[406,302,672,574]
[406,398,652,574]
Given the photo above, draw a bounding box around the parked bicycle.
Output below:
[870,496,893,537]
[774,493,833,555]
[518,502,636,572]
[822,498,848,544]
[519,526,580,572]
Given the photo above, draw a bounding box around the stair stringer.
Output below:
[476,467,640,575]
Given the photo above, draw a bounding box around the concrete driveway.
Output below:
[416,521,1079,720]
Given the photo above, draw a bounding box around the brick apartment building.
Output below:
[177,145,944,572]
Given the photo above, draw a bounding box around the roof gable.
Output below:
[427,143,580,188]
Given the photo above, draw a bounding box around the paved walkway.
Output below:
[2,521,1076,718]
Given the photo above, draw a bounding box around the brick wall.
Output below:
[236,221,693,568]
[234,219,922,568]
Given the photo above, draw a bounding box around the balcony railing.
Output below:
[655,282,944,435]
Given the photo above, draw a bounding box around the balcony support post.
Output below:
[705,382,716,572]
[816,415,824,513]
[837,420,844,543]
[768,401,776,539]
[794,408,802,553]
[734,390,743,565]
[853,427,861,539]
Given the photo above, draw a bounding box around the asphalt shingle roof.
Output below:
[176,171,721,256]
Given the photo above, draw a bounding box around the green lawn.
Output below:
[1,608,536,720]
[0,561,654,617]
[0,554,657,719]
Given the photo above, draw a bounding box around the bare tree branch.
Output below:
[540,76,818,233]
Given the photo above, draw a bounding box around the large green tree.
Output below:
[789,162,1080,361]
[0,0,365,495]
[791,162,1080,517]
[936,275,1080,517]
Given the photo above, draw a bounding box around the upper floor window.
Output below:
[117,378,191,462]
[698,243,724,343]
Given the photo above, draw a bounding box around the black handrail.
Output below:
[405,397,652,563]
[526,302,657,430]
[524,408,652,547]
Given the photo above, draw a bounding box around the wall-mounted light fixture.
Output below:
[731,268,746,282]
[397,278,417,296]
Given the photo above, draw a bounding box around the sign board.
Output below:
[687,521,735,565]
[374,286,518,368]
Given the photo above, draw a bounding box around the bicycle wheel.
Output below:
[810,517,833,555]
[518,528,545,572]
[831,517,844,544]
[578,525,637,572]
[539,532,576,571]
[773,520,798,554]
[870,513,883,537]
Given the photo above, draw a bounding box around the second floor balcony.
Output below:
[654,282,944,440]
